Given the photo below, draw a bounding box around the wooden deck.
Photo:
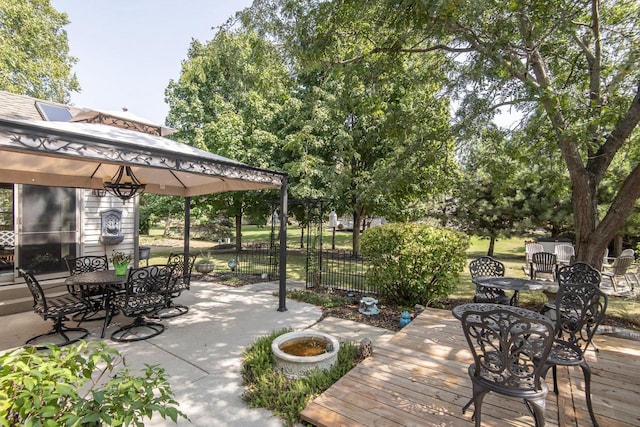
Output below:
[301,308,640,427]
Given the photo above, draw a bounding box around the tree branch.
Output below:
[325,43,474,65]
[590,83,640,182]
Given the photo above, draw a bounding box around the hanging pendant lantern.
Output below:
[103,166,146,201]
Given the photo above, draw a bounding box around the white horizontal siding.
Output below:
[81,190,136,263]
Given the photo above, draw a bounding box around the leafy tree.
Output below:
[452,123,574,255]
[298,0,640,267]
[240,1,458,254]
[452,126,521,255]
[165,29,291,249]
[0,0,79,102]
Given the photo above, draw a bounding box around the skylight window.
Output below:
[35,102,72,122]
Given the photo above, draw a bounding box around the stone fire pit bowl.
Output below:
[271,331,340,379]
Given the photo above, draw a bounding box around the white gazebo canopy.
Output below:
[0,117,285,195]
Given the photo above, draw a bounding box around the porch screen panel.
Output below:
[18,185,77,275]
[0,184,13,279]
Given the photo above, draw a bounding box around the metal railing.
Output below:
[210,245,279,280]
[308,250,374,294]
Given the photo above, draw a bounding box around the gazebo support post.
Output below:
[184,197,191,258]
[278,176,288,312]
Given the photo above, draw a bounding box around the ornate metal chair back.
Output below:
[167,252,195,287]
[469,256,509,304]
[469,256,505,279]
[553,282,608,353]
[125,265,173,297]
[19,268,47,315]
[557,262,601,287]
[64,255,109,275]
[462,307,555,392]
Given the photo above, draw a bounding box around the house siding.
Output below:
[82,190,136,265]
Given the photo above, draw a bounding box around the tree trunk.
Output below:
[352,208,365,257]
[613,234,624,257]
[299,225,305,249]
[487,236,496,257]
[235,214,242,252]
[163,214,172,237]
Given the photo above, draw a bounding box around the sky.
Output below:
[51,0,254,125]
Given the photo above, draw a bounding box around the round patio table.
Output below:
[65,270,127,338]
[471,276,555,306]
[452,302,551,322]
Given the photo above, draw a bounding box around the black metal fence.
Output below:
[307,249,375,294]
[237,244,279,279]
[208,245,279,280]
[201,246,371,293]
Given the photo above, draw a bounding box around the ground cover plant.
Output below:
[0,341,187,426]
[241,328,360,426]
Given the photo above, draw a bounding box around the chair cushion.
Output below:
[36,295,88,320]
[111,293,165,316]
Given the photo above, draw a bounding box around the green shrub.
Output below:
[241,328,359,426]
[361,223,469,307]
[0,342,187,426]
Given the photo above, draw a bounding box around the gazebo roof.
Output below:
[0,114,285,197]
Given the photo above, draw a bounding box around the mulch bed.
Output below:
[194,273,639,333]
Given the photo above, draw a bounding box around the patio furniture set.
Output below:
[463,255,608,426]
[525,242,638,291]
[20,252,196,348]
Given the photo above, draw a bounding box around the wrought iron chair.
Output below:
[601,255,635,291]
[460,306,555,426]
[468,256,511,305]
[543,262,602,352]
[19,268,90,348]
[541,282,608,427]
[529,252,558,281]
[110,265,174,342]
[541,262,601,316]
[153,252,196,319]
[64,255,110,322]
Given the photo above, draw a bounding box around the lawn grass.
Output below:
[141,227,640,329]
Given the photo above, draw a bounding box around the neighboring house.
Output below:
[0,91,149,314]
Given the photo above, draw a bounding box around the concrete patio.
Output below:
[0,279,395,426]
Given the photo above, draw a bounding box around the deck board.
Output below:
[301,308,640,427]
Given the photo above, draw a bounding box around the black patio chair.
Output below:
[153,252,196,319]
[460,306,555,426]
[529,251,558,281]
[64,255,110,322]
[541,282,608,427]
[19,268,90,349]
[110,265,174,342]
[541,262,601,316]
[468,256,511,305]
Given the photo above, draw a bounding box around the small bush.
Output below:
[361,223,469,307]
[241,328,359,426]
[0,342,187,426]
